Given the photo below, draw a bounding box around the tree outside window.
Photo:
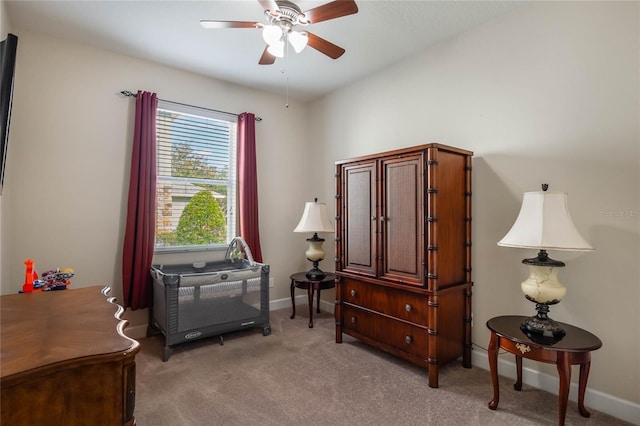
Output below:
[155,104,237,249]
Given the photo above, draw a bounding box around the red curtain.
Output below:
[122,91,158,310]
[237,112,263,263]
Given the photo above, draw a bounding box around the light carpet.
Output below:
[134,308,630,425]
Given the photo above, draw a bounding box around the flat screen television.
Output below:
[0,33,18,194]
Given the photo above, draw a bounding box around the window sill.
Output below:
[153,245,228,265]
[154,245,227,255]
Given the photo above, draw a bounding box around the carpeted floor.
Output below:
[134,308,631,425]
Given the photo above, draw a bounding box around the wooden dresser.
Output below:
[1,286,140,425]
[334,144,473,388]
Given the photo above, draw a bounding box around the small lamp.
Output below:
[262,24,283,45]
[262,24,307,59]
[267,40,285,58]
[288,30,308,53]
[498,184,594,338]
[294,198,334,280]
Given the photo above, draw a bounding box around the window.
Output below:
[155,100,237,250]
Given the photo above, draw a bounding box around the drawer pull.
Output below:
[351,316,357,324]
[405,336,413,344]
[405,304,412,312]
[350,289,356,297]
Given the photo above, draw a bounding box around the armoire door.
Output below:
[341,161,377,277]
[379,154,424,286]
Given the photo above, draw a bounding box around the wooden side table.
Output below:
[290,272,336,328]
[487,315,602,426]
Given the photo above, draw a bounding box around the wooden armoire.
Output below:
[334,143,473,388]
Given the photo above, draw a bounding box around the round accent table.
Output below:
[486,315,602,426]
[290,272,336,328]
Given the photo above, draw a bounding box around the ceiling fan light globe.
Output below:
[267,41,285,58]
[288,30,308,53]
[262,25,283,46]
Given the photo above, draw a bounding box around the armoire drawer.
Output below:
[342,305,429,359]
[341,278,427,326]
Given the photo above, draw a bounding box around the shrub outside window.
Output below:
[155,101,237,251]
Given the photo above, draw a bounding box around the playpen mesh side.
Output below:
[169,277,264,333]
[177,277,262,302]
[151,256,270,353]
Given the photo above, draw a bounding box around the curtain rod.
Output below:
[119,90,262,122]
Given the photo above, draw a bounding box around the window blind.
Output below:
[155,100,238,249]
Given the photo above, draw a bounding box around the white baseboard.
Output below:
[471,349,640,425]
[127,299,638,424]
[126,324,148,340]
[274,295,337,314]
[269,295,298,311]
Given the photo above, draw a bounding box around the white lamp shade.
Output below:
[288,31,308,53]
[267,40,285,58]
[262,25,282,45]
[498,191,593,251]
[294,201,334,233]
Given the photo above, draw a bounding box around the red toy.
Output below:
[22,259,40,293]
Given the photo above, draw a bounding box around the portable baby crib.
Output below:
[149,237,271,361]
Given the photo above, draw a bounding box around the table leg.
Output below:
[488,331,500,410]
[514,355,523,391]
[557,352,572,426]
[289,280,296,319]
[578,359,592,418]
[316,289,322,313]
[307,284,314,328]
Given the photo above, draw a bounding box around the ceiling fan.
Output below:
[200,0,358,65]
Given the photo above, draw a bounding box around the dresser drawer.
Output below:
[342,305,429,360]
[341,277,427,326]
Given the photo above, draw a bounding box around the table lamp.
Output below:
[498,184,594,337]
[294,198,334,280]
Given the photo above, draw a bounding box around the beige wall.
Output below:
[1,0,638,420]
[0,0,9,37]
[308,0,639,409]
[0,0,12,289]
[0,29,314,318]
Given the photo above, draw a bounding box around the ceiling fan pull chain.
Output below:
[286,76,289,109]
[279,66,288,108]
[283,41,289,108]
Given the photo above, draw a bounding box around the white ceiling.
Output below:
[5,0,524,102]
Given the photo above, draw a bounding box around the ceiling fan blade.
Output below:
[200,20,262,29]
[306,32,345,59]
[259,47,276,65]
[303,0,358,24]
[258,0,279,14]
